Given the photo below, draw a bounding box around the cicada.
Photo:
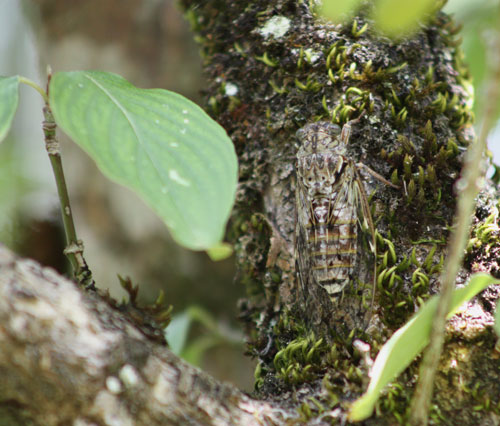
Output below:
[295,117,395,305]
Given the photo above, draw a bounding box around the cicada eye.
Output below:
[327,123,342,136]
[296,128,307,142]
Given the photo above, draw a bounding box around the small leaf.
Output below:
[349,273,499,422]
[318,0,363,22]
[206,242,234,261]
[165,306,219,362]
[49,71,237,250]
[187,305,219,333]
[373,0,436,38]
[182,335,221,366]
[0,76,20,143]
[495,297,500,339]
[165,312,192,356]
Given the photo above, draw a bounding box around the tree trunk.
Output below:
[2,1,500,425]
[178,0,499,424]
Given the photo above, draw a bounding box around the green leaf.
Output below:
[187,305,219,333]
[182,335,221,366]
[0,76,20,143]
[495,298,500,339]
[373,0,436,38]
[165,311,192,356]
[49,71,237,250]
[349,273,499,422]
[165,306,219,363]
[206,242,234,261]
[318,0,363,23]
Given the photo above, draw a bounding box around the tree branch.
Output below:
[0,244,288,425]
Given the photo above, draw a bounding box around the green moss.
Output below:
[465,202,500,277]
[373,230,447,327]
[294,76,322,92]
[255,51,279,67]
[270,316,330,386]
[351,20,369,38]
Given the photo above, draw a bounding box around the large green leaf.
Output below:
[349,273,499,422]
[49,71,237,250]
[0,76,20,143]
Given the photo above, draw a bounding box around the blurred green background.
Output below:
[0,0,498,391]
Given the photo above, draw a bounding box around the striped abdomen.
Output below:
[306,197,357,296]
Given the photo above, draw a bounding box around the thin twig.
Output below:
[42,74,94,289]
[409,7,500,425]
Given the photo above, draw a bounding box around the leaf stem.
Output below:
[18,76,49,104]
[409,7,500,425]
[42,81,94,288]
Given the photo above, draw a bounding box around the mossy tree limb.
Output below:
[180,0,500,423]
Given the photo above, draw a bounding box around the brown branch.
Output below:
[0,244,288,425]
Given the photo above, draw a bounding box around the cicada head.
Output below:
[296,122,345,155]
[296,122,348,197]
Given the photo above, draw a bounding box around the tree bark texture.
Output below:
[0,245,291,425]
[178,0,500,424]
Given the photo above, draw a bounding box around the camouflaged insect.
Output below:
[295,119,377,302]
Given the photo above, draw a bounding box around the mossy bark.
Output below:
[179,0,500,424]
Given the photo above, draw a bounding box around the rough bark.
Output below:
[177,0,500,424]
[0,245,289,425]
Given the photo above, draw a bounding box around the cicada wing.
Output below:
[325,166,362,298]
[352,167,378,305]
[295,178,313,300]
